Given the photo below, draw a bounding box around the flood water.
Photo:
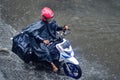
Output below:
[0,0,120,80]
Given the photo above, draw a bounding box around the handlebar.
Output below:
[61,29,71,36]
[47,29,71,46]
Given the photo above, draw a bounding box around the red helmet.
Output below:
[41,7,54,21]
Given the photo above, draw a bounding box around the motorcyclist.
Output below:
[26,7,69,72]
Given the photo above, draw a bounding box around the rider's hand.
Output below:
[43,40,50,44]
[64,25,69,30]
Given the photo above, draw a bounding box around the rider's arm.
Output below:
[56,26,64,31]
[55,23,64,31]
[31,30,44,42]
[36,35,44,42]
[55,22,68,31]
[56,25,69,31]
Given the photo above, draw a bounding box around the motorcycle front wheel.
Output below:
[63,62,82,79]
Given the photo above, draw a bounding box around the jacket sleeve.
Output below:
[56,26,63,31]
[55,23,64,31]
[31,30,44,42]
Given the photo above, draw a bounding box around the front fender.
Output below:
[65,57,79,65]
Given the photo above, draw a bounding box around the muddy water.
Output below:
[0,0,120,80]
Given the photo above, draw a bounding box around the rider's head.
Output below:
[41,7,54,23]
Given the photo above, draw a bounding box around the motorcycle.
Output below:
[27,30,82,79]
[51,30,82,79]
[11,24,82,79]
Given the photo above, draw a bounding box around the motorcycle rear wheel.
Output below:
[63,62,82,79]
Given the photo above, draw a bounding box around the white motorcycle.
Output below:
[11,26,82,79]
[55,30,82,79]
[28,30,82,79]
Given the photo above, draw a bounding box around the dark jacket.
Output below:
[23,20,63,62]
[23,20,63,42]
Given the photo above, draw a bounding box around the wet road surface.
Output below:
[0,0,120,80]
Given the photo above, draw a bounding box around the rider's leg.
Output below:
[51,62,58,72]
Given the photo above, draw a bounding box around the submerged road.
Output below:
[0,0,120,80]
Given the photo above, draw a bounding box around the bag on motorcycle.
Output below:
[12,20,44,63]
[12,32,32,63]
